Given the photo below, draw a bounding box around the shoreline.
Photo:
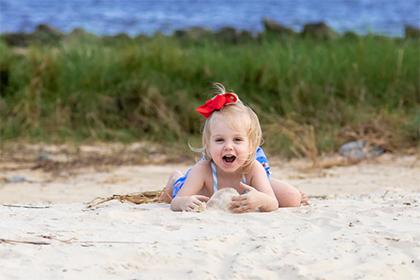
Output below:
[1,20,419,48]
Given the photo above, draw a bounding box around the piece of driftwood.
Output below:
[0,237,154,246]
[2,204,51,209]
[308,195,329,200]
[86,190,163,208]
[0,238,51,245]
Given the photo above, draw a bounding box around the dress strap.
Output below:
[211,161,247,193]
[210,161,218,193]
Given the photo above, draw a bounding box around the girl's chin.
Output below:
[219,161,241,172]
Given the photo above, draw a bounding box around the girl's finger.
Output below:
[192,200,204,207]
[231,195,241,201]
[229,201,241,209]
[195,195,210,202]
[230,199,245,209]
[185,206,194,212]
[240,182,255,192]
[231,207,242,213]
[231,195,247,202]
[242,205,252,212]
[232,206,248,213]
[231,200,245,207]
[230,202,250,213]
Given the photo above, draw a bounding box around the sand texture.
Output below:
[1,147,419,279]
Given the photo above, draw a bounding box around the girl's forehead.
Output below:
[210,114,248,134]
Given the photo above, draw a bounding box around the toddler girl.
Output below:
[161,84,307,212]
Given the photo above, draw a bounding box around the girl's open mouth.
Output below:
[223,155,236,163]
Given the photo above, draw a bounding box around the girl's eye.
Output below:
[234,138,243,142]
[215,138,224,143]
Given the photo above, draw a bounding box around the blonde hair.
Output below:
[200,83,262,170]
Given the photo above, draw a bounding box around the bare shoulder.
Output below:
[176,159,212,196]
[194,160,213,192]
[191,159,212,174]
[246,159,270,186]
[247,159,266,175]
[188,159,212,183]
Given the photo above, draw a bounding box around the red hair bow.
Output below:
[196,93,238,118]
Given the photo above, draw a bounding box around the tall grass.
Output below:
[0,35,418,157]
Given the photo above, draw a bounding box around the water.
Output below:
[0,0,419,37]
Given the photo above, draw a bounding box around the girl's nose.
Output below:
[224,141,233,150]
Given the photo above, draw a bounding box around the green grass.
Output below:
[0,35,418,157]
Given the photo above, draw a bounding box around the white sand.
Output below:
[1,151,419,279]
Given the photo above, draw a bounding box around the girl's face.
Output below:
[207,115,250,173]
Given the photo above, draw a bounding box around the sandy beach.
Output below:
[1,145,419,279]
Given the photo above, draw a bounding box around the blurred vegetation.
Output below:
[0,33,419,158]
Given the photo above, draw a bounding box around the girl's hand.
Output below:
[179,195,209,212]
[229,183,263,213]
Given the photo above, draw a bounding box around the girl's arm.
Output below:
[170,161,210,211]
[230,161,278,212]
